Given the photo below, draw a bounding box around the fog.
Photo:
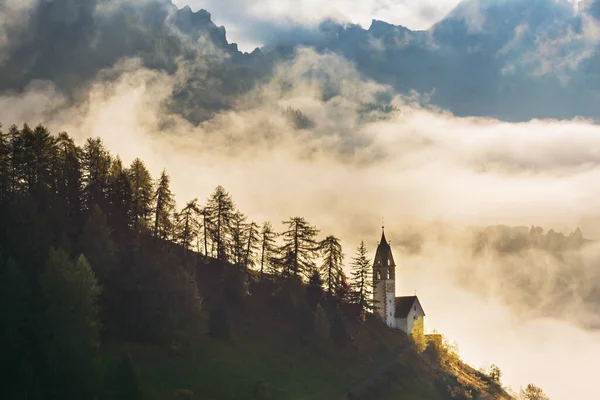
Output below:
[1,46,600,398]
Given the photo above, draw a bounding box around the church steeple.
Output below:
[374,226,395,270]
[373,221,397,328]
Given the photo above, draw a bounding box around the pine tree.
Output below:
[205,186,235,262]
[259,221,278,280]
[128,158,153,232]
[350,241,375,313]
[280,217,319,279]
[152,170,175,241]
[319,235,344,298]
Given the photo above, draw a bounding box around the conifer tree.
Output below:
[107,157,132,232]
[81,137,112,211]
[8,124,25,198]
[200,206,211,256]
[259,221,278,280]
[175,199,201,253]
[205,186,235,262]
[519,384,549,400]
[21,124,56,193]
[0,257,36,399]
[128,158,153,231]
[39,250,102,400]
[230,210,248,267]
[319,235,344,298]
[55,132,83,220]
[306,268,324,309]
[334,271,351,303]
[0,124,11,205]
[153,170,175,240]
[280,217,319,278]
[80,205,117,284]
[350,241,375,313]
[244,221,260,271]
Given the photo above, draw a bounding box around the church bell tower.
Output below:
[373,226,396,328]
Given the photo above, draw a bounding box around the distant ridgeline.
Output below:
[472,225,590,255]
[3,0,600,124]
[0,123,518,399]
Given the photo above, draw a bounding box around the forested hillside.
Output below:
[0,123,516,399]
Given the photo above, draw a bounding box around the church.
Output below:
[373,228,425,334]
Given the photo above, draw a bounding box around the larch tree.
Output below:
[199,206,211,256]
[244,221,260,271]
[81,137,112,212]
[306,268,324,309]
[152,170,175,241]
[176,198,201,254]
[8,125,25,198]
[21,124,56,193]
[0,124,11,205]
[128,158,153,232]
[107,157,132,235]
[319,235,344,298]
[80,205,117,284]
[411,316,427,353]
[259,221,278,280]
[55,132,83,220]
[350,241,375,313]
[280,217,320,278]
[205,186,235,262]
[519,384,549,400]
[230,210,248,267]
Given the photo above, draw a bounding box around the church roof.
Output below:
[374,229,395,268]
[394,296,425,318]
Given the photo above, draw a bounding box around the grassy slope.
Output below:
[103,260,512,400]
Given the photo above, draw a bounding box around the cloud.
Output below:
[172,0,463,51]
[2,47,600,399]
[0,0,38,65]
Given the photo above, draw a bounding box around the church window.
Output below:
[414,305,416,311]
[376,271,381,280]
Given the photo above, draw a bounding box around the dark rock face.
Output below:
[1,0,600,123]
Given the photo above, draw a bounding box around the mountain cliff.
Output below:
[1,0,599,122]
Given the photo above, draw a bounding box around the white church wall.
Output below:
[406,300,425,334]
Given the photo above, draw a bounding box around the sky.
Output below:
[172,0,464,50]
[1,1,600,398]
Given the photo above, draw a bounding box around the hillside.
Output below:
[101,258,512,400]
